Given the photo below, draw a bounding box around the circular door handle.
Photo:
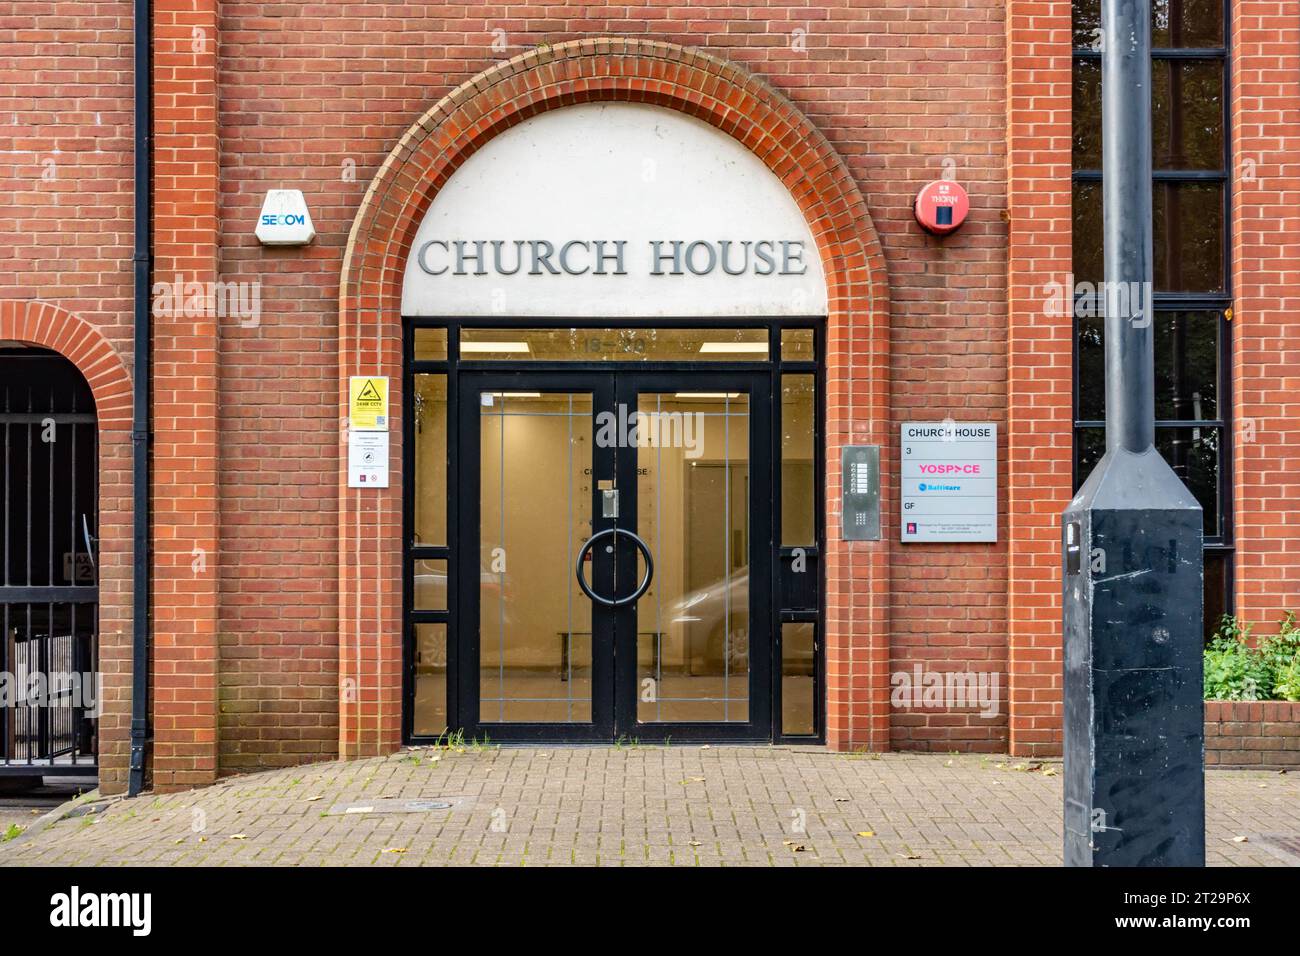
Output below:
[575,527,654,607]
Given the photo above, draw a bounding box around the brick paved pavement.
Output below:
[1,747,1296,866]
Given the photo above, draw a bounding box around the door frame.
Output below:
[610,370,773,742]
[402,317,825,746]
[455,370,617,742]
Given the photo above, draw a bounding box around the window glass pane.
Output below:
[1153,59,1223,170]
[1154,181,1225,292]
[1076,310,1220,422]
[460,327,768,362]
[1076,182,1227,292]
[781,328,814,361]
[637,393,750,724]
[1072,0,1101,49]
[1204,551,1230,642]
[414,327,447,361]
[413,375,447,546]
[1072,58,1102,170]
[1076,313,1104,421]
[413,558,448,611]
[479,392,593,723]
[781,375,816,546]
[1152,0,1224,48]
[1155,311,1219,420]
[1073,0,1224,49]
[1077,427,1220,537]
[1155,425,1220,537]
[1072,181,1103,286]
[781,622,815,736]
[412,623,447,737]
[1075,426,1106,482]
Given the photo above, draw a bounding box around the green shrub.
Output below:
[1204,612,1300,701]
[1262,613,1300,702]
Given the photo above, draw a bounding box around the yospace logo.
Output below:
[49,887,151,936]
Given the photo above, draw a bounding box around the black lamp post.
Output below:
[1061,0,1206,866]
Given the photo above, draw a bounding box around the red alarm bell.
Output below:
[914,180,970,237]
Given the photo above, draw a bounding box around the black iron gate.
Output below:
[1,347,98,777]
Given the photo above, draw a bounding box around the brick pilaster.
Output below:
[1231,0,1300,633]
[150,0,221,789]
[1006,0,1074,756]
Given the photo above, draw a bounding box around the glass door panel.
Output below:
[615,372,771,740]
[634,392,751,723]
[477,390,596,723]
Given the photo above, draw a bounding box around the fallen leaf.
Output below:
[834,797,851,803]
[857,831,875,838]
[230,834,247,840]
[305,796,324,802]
[791,844,806,852]
[1041,767,1059,777]
[688,841,702,847]
[1232,836,1248,843]
[382,847,408,854]
[899,853,920,860]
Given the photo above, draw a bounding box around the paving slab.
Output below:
[0,748,1295,867]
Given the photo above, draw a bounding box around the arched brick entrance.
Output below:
[0,299,133,792]
[338,38,891,756]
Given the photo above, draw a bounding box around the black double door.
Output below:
[456,370,771,741]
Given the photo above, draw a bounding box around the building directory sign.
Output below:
[900,422,997,543]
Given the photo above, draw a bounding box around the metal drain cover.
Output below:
[325,797,462,816]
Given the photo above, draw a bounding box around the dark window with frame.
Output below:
[1071,0,1232,637]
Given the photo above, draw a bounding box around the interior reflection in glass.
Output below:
[479,392,594,722]
[637,393,750,723]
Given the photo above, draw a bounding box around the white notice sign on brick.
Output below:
[900,422,997,543]
[348,431,389,489]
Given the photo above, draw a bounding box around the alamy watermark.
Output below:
[0,669,101,716]
[595,403,705,459]
[151,273,261,327]
[890,665,1000,718]
[1042,274,1154,327]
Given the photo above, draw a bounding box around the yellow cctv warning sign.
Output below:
[349,376,389,431]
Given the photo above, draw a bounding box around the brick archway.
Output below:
[338,38,891,756]
[0,299,134,792]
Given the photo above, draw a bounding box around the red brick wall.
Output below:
[1005,0,1073,757]
[18,1,1300,783]
[214,2,1012,767]
[0,3,137,792]
[1231,0,1300,635]
[150,0,221,789]
[1205,701,1300,769]
[0,1,135,345]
